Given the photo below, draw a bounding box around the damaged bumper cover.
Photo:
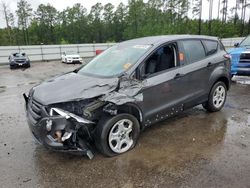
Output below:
[24,94,95,159]
[24,77,146,159]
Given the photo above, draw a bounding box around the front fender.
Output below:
[123,102,144,122]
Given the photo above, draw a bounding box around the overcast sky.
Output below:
[0,0,248,28]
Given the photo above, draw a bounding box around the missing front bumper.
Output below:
[29,116,94,159]
[24,94,95,159]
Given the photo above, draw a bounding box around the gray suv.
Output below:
[24,35,231,159]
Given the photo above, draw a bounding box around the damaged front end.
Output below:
[24,94,96,159]
[24,74,146,159]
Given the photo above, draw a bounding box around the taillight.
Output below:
[223,54,231,59]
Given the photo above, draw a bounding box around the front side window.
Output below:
[182,40,206,63]
[78,44,152,77]
[219,40,225,50]
[140,43,178,79]
[203,40,218,56]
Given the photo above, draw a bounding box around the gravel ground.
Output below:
[0,61,249,188]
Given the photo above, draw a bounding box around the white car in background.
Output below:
[61,51,83,64]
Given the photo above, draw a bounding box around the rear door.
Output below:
[179,39,218,107]
[202,39,227,92]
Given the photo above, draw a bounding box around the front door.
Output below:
[136,42,189,126]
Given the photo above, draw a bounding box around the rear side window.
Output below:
[203,40,218,56]
[219,40,226,51]
[182,40,206,63]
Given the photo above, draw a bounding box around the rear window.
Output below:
[203,40,218,56]
[182,40,206,63]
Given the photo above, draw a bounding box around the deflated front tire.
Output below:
[94,113,140,157]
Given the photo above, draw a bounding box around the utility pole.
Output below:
[248,16,250,34]
[198,0,202,35]
[243,3,250,35]
[1,1,12,44]
[222,0,228,23]
[234,0,239,25]
[208,0,214,35]
[240,1,249,36]
[217,0,220,20]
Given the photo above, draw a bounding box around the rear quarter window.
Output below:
[203,40,218,56]
[182,40,206,63]
[219,40,226,51]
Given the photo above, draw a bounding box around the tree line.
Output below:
[0,0,250,46]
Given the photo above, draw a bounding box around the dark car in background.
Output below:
[228,35,250,77]
[9,53,31,69]
[24,35,231,159]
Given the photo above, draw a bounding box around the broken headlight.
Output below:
[48,99,97,118]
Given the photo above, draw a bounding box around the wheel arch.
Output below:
[116,103,144,129]
[209,66,230,91]
[216,76,230,90]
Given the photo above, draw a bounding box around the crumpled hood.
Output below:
[32,73,119,105]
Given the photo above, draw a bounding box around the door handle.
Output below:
[207,62,212,67]
[174,73,185,79]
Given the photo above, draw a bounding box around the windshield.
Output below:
[240,36,250,47]
[14,53,24,57]
[78,44,152,77]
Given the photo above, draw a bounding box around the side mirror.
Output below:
[234,43,239,47]
[22,53,26,56]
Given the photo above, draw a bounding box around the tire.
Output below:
[95,113,140,157]
[202,81,227,112]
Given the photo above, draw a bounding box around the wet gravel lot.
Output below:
[0,61,250,188]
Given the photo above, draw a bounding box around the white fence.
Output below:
[221,37,244,48]
[0,43,114,65]
[0,37,245,65]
